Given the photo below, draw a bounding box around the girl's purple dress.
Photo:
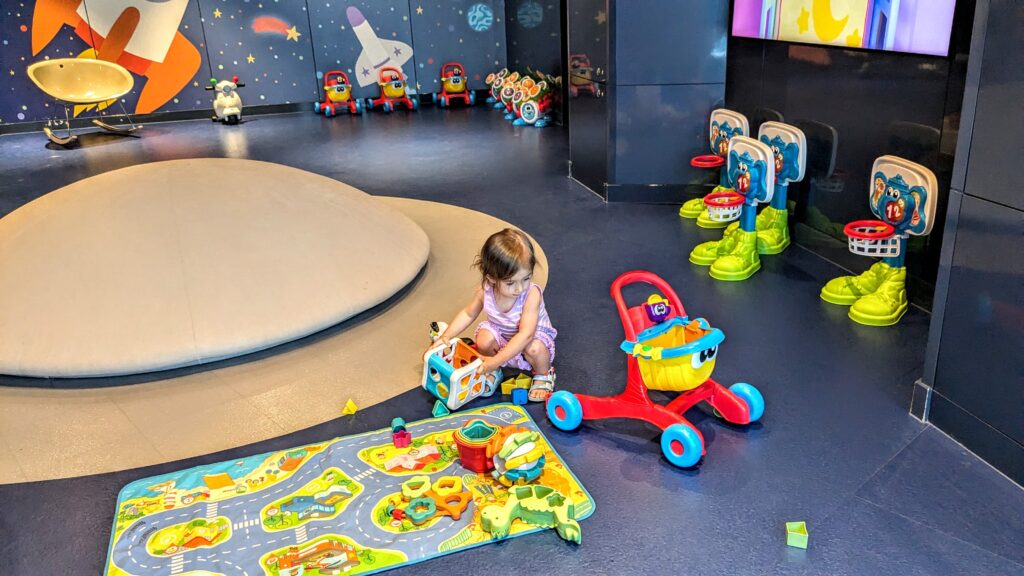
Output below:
[474,282,557,371]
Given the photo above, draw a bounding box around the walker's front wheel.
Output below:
[546,391,583,431]
[729,383,764,423]
[660,423,703,468]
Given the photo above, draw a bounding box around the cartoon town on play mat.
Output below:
[107,404,593,576]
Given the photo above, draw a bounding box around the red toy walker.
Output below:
[366,66,417,112]
[546,270,764,468]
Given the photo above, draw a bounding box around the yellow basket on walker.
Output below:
[619,317,725,392]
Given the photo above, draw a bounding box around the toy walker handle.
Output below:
[610,270,686,341]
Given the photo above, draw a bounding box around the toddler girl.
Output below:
[435,228,557,402]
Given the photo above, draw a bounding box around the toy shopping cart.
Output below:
[546,270,764,468]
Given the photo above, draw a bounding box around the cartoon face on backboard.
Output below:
[868,156,937,236]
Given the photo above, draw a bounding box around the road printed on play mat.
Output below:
[105,405,593,576]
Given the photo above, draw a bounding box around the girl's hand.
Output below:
[424,336,449,357]
[476,356,502,375]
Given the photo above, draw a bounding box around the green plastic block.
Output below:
[432,400,450,418]
[786,521,808,549]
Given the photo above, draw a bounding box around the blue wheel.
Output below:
[660,423,703,468]
[383,101,393,113]
[469,92,477,106]
[729,383,764,423]
[355,99,363,114]
[324,105,333,117]
[411,98,419,110]
[313,102,321,113]
[432,92,438,104]
[440,96,447,108]
[546,391,583,432]
[365,98,374,110]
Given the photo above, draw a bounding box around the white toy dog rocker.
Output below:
[206,76,245,125]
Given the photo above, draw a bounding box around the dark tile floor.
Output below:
[0,108,1021,575]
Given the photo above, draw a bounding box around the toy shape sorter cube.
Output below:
[691,121,807,265]
[423,339,501,411]
[681,109,750,227]
[820,156,937,326]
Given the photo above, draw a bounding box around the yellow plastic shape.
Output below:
[341,399,358,415]
[401,475,432,501]
[786,521,808,549]
[430,476,463,496]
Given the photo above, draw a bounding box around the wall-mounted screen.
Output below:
[732,0,957,57]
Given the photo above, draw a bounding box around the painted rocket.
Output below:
[346,6,413,88]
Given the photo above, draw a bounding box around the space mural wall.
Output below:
[1,0,507,125]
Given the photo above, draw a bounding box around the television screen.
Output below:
[731,0,957,57]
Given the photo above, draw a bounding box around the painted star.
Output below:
[361,67,370,77]
[285,26,301,42]
[595,10,606,24]
[416,5,423,15]
[416,82,422,90]
[797,7,810,34]
[246,53,255,64]
[213,8,222,18]
[393,47,402,57]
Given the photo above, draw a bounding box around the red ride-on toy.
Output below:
[433,62,476,107]
[314,71,362,116]
[366,66,417,113]
[546,270,764,468]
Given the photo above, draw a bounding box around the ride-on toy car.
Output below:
[366,66,417,112]
[315,70,362,116]
[546,270,764,468]
[433,62,476,107]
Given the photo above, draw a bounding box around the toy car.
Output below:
[366,66,417,112]
[433,62,475,107]
[511,77,553,127]
[315,70,362,116]
[569,54,602,98]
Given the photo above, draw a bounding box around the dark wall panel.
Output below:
[932,193,1024,447]
[410,0,507,93]
[2,0,211,124]
[963,0,1024,212]
[614,1,726,86]
[201,0,319,104]
[305,0,416,101]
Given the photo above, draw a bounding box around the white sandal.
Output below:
[528,369,556,402]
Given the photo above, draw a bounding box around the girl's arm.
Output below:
[478,287,542,373]
[438,287,485,344]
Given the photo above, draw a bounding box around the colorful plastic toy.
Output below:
[820,156,937,326]
[366,66,417,112]
[688,136,777,281]
[206,76,245,125]
[341,398,358,415]
[432,400,451,418]
[490,427,546,486]
[546,270,764,468]
[691,122,807,270]
[511,388,529,405]
[480,485,580,543]
[391,417,407,433]
[389,475,473,526]
[786,521,809,549]
[681,109,749,227]
[568,54,602,98]
[392,429,411,448]
[500,374,531,395]
[487,69,516,108]
[433,62,475,107]
[423,337,502,411]
[511,77,553,128]
[453,419,500,473]
[454,419,499,472]
[315,70,362,116]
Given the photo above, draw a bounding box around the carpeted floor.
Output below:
[0,107,1020,576]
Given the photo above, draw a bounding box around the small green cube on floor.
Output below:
[786,521,808,549]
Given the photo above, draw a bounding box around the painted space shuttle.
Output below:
[346,6,413,88]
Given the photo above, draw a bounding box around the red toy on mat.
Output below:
[546,270,764,468]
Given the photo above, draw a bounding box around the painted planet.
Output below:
[467,3,494,32]
[517,1,544,29]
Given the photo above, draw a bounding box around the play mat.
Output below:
[104,404,593,576]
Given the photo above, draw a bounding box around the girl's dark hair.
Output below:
[474,228,538,281]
